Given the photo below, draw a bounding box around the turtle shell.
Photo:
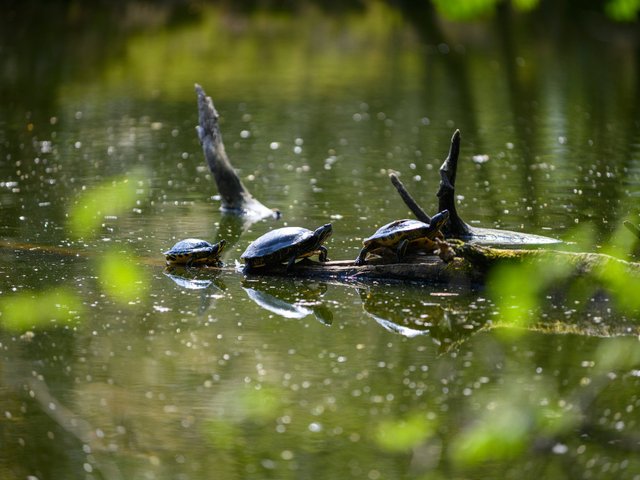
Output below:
[364,210,449,247]
[241,227,314,265]
[164,238,224,266]
[364,219,437,246]
[165,238,215,256]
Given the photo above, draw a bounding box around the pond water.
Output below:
[1,3,640,479]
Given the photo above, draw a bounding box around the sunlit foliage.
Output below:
[67,169,147,239]
[236,386,284,422]
[374,413,435,452]
[0,172,151,333]
[431,0,496,20]
[65,169,151,305]
[487,254,573,333]
[605,0,640,21]
[0,287,83,331]
[432,0,540,20]
[449,386,581,466]
[450,403,530,464]
[489,220,640,334]
[595,337,640,371]
[98,249,149,304]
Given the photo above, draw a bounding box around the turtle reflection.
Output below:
[242,279,333,325]
[163,266,227,313]
[164,266,226,290]
[357,286,485,348]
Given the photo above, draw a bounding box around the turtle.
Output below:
[164,238,226,267]
[241,223,333,272]
[354,210,450,266]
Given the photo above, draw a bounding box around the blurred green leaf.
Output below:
[98,249,148,304]
[239,387,283,422]
[605,0,640,21]
[68,169,147,239]
[202,418,243,451]
[432,0,499,21]
[601,217,639,259]
[489,262,538,333]
[374,413,435,452]
[450,406,529,465]
[595,259,640,312]
[0,287,82,331]
[536,405,580,436]
[595,337,640,372]
[512,0,540,11]
[488,252,575,335]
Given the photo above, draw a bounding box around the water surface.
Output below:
[1,3,640,479]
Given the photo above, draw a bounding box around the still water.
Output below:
[1,3,640,479]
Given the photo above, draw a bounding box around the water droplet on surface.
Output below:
[552,443,568,454]
[308,422,323,432]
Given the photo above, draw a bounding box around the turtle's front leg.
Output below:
[286,255,298,272]
[396,239,409,261]
[318,246,329,262]
[354,246,370,266]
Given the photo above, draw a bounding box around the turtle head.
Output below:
[314,223,333,244]
[215,239,227,254]
[430,210,450,230]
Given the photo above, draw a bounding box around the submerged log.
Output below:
[195,84,279,220]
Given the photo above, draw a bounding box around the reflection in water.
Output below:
[2,2,640,479]
[242,278,333,325]
[357,286,485,350]
[164,266,227,291]
[163,266,227,313]
[216,212,262,251]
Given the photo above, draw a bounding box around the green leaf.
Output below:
[450,407,529,465]
[431,0,499,21]
[68,170,147,239]
[239,387,283,422]
[374,413,435,452]
[202,418,242,451]
[512,0,540,12]
[0,288,83,331]
[605,0,640,21]
[595,337,640,372]
[98,249,148,304]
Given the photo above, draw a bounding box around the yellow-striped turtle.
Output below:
[354,210,449,266]
[241,224,332,272]
[164,238,226,267]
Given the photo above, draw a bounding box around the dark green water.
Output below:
[1,3,640,479]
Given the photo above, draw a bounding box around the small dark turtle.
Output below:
[355,210,449,266]
[164,238,226,267]
[241,224,332,272]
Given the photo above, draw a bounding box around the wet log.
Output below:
[243,255,479,285]
[236,244,640,286]
[195,84,279,220]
